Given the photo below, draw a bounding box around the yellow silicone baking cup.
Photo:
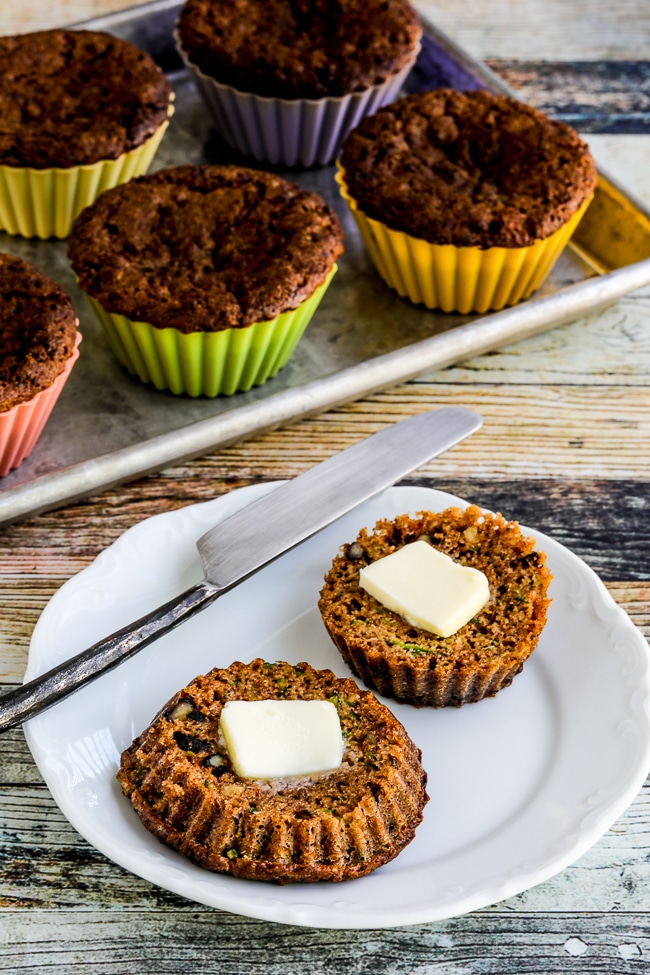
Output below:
[336,166,593,314]
[0,107,173,240]
[84,266,336,397]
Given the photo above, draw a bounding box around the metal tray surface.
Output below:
[1,0,649,525]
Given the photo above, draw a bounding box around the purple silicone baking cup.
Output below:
[176,35,421,168]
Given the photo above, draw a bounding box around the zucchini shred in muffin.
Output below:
[175,0,422,166]
[0,29,174,239]
[337,88,598,312]
[117,659,428,883]
[318,506,552,708]
[68,163,343,396]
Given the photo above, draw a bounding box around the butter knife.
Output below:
[0,406,481,732]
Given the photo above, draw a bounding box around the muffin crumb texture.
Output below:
[68,164,344,333]
[318,506,552,707]
[117,658,428,883]
[0,254,78,412]
[338,89,597,248]
[177,0,421,99]
[0,29,173,168]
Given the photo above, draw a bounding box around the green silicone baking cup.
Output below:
[0,112,172,240]
[84,266,337,397]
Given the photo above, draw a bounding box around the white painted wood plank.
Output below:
[416,0,650,61]
[0,907,649,973]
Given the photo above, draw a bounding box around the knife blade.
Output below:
[0,406,481,732]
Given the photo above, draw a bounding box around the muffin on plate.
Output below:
[0,253,81,476]
[318,505,552,707]
[67,163,343,396]
[117,658,428,883]
[337,88,597,312]
[0,28,174,239]
[175,0,422,167]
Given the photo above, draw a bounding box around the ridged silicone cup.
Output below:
[336,165,594,313]
[0,106,173,240]
[0,332,81,477]
[83,266,336,397]
[176,35,420,168]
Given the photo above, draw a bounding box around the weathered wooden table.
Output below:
[1,1,649,971]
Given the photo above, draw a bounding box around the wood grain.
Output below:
[1,1,649,971]
[0,907,649,974]
[490,60,650,133]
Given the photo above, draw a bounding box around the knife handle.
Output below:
[0,580,220,733]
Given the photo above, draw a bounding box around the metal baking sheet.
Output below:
[2,0,650,525]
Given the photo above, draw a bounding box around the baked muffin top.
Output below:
[0,29,173,169]
[176,0,421,100]
[339,89,598,248]
[68,164,344,333]
[0,253,78,412]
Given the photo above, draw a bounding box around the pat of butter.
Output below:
[220,699,344,780]
[358,539,489,638]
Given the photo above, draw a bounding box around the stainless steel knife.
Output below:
[0,406,481,732]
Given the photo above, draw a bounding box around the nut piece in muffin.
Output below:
[0,29,174,239]
[68,163,343,396]
[318,506,552,707]
[176,0,422,166]
[337,88,597,312]
[117,659,428,883]
[0,253,80,475]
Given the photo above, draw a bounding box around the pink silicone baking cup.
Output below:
[0,332,81,476]
[176,35,421,167]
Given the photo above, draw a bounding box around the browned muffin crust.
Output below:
[0,253,78,412]
[68,164,344,333]
[339,89,597,248]
[0,29,173,169]
[318,506,552,707]
[177,0,421,100]
[117,659,428,883]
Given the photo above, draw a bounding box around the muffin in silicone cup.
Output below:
[0,29,174,240]
[318,506,553,708]
[0,254,81,476]
[337,89,598,313]
[68,164,343,397]
[175,0,422,167]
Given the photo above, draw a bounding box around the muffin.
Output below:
[175,0,422,167]
[68,164,343,396]
[0,28,174,239]
[337,88,598,312]
[318,506,552,707]
[0,253,81,476]
[117,658,428,883]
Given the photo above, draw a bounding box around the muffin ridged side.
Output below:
[318,506,552,707]
[117,659,428,883]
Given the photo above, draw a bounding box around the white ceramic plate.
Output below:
[24,484,650,929]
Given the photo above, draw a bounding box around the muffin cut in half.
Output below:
[337,88,597,312]
[68,164,343,396]
[117,659,428,883]
[318,506,552,707]
[0,29,174,239]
